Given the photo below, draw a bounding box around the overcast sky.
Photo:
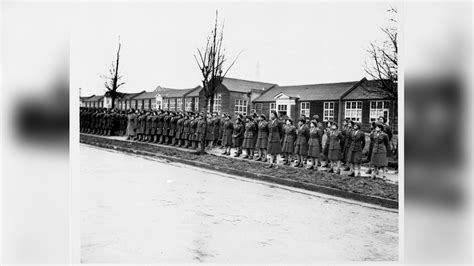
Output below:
[71,1,397,97]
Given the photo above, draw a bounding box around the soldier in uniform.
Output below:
[189,113,198,149]
[103,110,111,136]
[182,113,191,148]
[294,118,309,168]
[149,111,157,142]
[126,109,135,140]
[169,112,179,145]
[307,120,323,170]
[162,111,171,144]
[242,115,257,159]
[370,122,390,179]
[156,110,164,143]
[205,113,214,148]
[140,110,148,141]
[122,110,128,136]
[196,113,207,150]
[145,110,153,142]
[133,109,140,140]
[346,121,366,177]
[221,114,234,155]
[324,121,344,174]
[267,111,283,168]
[341,119,353,170]
[281,118,296,165]
[232,117,244,157]
[212,112,221,148]
[254,114,269,162]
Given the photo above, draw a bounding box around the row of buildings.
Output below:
[80,77,397,132]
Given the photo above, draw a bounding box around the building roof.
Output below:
[80,95,94,101]
[253,80,360,102]
[84,95,104,102]
[220,77,277,93]
[133,90,157,100]
[154,85,202,98]
[342,80,395,100]
[121,91,145,100]
[184,86,202,97]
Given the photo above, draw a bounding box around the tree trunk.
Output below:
[111,95,115,109]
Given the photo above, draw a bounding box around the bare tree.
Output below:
[102,37,125,109]
[364,7,398,97]
[194,10,241,153]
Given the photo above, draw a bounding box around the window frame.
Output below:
[300,102,310,117]
[234,99,248,115]
[369,100,390,124]
[269,102,276,117]
[344,101,363,122]
[323,101,335,121]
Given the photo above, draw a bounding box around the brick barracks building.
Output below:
[83,77,396,132]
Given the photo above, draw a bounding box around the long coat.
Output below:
[127,114,136,136]
[255,120,269,149]
[294,124,310,156]
[383,124,393,158]
[163,115,171,136]
[189,120,197,141]
[325,129,343,161]
[197,119,207,141]
[308,127,323,158]
[282,124,296,153]
[370,131,390,167]
[242,121,257,149]
[175,117,184,139]
[367,130,375,162]
[222,120,234,147]
[156,114,164,135]
[346,130,366,164]
[206,118,214,141]
[213,118,221,141]
[169,116,178,137]
[145,115,153,135]
[342,127,352,160]
[232,123,244,148]
[151,115,158,135]
[267,119,283,154]
[182,118,190,140]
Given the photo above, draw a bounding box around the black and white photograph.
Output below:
[75,1,399,263]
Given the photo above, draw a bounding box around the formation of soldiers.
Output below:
[80,107,128,136]
[80,107,394,179]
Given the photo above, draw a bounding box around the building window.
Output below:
[144,99,150,110]
[137,100,143,110]
[254,103,262,114]
[323,102,335,121]
[370,100,390,123]
[163,98,169,110]
[270,102,276,117]
[300,102,310,117]
[344,101,362,122]
[169,98,176,110]
[213,93,222,113]
[176,98,182,111]
[235,99,248,115]
[194,97,199,112]
[185,98,192,111]
[277,104,287,116]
